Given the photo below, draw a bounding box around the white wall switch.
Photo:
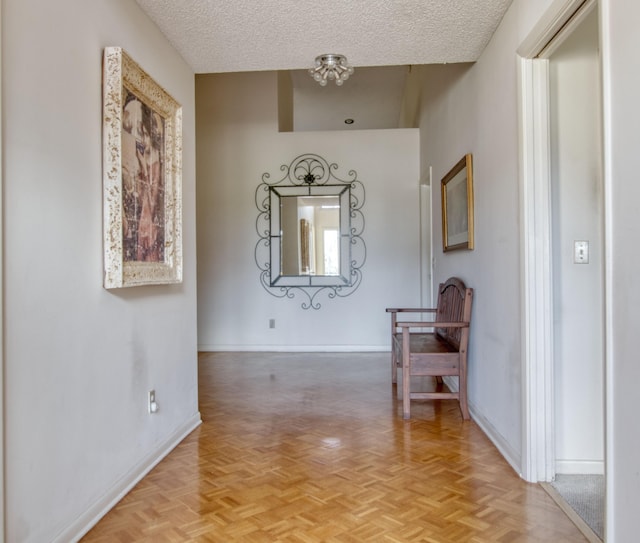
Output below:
[574,240,589,264]
[148,390,158,413]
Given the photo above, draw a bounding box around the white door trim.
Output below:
[0,0,5,537]
[598,0,614,538]
[419,169,433,308]
[518,56,555,483]
[517,0,594,58]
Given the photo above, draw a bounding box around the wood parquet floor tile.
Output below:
[82,352,586,542]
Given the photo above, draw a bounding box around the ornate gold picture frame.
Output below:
[441,154,474,252]
[102,47,182,288]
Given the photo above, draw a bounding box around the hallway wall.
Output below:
[196,72,420,351]
[2,1,199,541]
[602,0,640,539]
[408,11,524,472]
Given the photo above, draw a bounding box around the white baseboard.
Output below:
[555,459,605,475]
[442,377,523,477]
[55,413,202,543]
[470,403,523,477]
[198,344,390,353]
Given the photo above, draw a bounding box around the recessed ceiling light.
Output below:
[344,118,354,125]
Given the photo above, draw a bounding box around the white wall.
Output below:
[196,72,420,351]
[412,26,524,468]
[601,0,640,540]
[3,1,199,541]
[549,8,604,474]
[0,1,4,536]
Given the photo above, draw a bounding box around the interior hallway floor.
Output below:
[82,352,587,542]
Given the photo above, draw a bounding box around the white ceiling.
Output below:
[135,0,513,130]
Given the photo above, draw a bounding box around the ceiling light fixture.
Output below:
[309,54,354,86]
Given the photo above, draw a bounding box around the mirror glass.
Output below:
[269,185,351,287]
[281,195,340,276]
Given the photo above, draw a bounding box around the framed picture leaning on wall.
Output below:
[102,47,182,288]
[441,154,474,252]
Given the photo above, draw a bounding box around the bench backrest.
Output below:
[435,277,473,349]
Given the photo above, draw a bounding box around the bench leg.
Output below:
[459,356,470,420]
[402,372,411,419]
[402,332,411,419]
[391,342,397,384]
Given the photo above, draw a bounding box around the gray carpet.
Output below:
[551,474,604,540]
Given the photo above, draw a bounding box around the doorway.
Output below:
[546,5,605,540]
[518,0,606,540]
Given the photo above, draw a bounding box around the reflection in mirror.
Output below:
[268,183,351,287]
[281,196,340,276]
[255,153,366,309]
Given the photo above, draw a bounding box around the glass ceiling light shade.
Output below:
[309,54,354,86]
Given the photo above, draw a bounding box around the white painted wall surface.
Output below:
[412,20,522,470]
[3,1,199,541]
[548,8,604,474]
[0,2,4,538]
[196,72,420,351]
[601,0,640,540]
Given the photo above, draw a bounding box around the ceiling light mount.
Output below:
[309,54,354,86]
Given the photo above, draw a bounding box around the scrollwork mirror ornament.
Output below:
[255,154,366,309]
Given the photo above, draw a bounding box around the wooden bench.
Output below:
[386,277,473,420]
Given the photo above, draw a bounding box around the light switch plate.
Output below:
[574,240,589,264]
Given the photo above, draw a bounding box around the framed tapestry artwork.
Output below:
[102,47,182,288]
[441,154,474,252]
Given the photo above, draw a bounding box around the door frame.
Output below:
[1,1,5,538]
[518,53,555,484]
[517,0,603,484]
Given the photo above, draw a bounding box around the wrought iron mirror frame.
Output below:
[255,154,366,309]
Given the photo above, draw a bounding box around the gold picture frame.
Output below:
[441,154,474,252]
[102,47,182,288]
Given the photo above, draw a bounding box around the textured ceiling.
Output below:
[135,0,513,74]
[135,0,512,131]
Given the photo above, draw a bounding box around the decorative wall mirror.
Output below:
[255,154,366,309]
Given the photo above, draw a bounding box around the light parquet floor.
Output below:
[82,352,586,542]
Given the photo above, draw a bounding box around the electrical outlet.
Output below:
[148,390,158,414]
